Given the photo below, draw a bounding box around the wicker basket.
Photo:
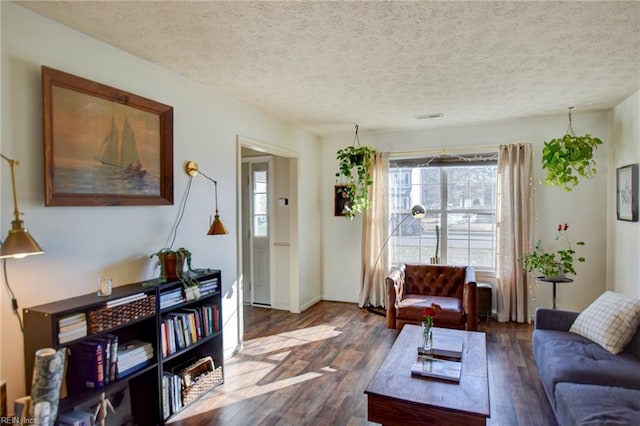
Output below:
[179,356,223,405]
[88,294,156,334]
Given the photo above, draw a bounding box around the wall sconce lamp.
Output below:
[185,161,228,235]
[0,154,44,259]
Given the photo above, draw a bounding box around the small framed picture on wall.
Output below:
[616,163,638,222]
[334,185,353,216]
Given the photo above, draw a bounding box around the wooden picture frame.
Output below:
[42,66,174,206]
[334,185,353,217]
[616,163,638,222]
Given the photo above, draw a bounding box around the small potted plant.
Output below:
[522,223,586,279]
[151,247,202,299]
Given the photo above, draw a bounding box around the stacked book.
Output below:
[67,334,119,393]
[162,372,183,419]
[412,332,464,382]
[58,313,87,344]
[160,287,185,310]
[160,305,219,358]
[411,356,462,382]
[198,278,218,296]
[117,339,154,379]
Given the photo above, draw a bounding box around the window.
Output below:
[253,170,268,237]
[388,154,498,271]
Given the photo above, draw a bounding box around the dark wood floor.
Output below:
[168,301,557,425]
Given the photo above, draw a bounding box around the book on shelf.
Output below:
[160,288,185,309]
[58,312,86,327]
[410,356,462,382]
[103,334,119,383]
[116,339,154,379]
[106,292,146,309]
[58,313,88,344]
[94,337,112,385]
[161,305,217,357]
[162,372,183,418]
[212,304,219,332]
[166,315,186,351]
[68,341,104,392]
[198,278,218,295]
[58,325,88,344]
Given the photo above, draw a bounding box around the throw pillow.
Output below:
[570,291,640,354]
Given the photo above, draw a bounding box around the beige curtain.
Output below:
[496,143,533,323]
[359,152,389,308]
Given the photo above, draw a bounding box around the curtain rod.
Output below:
[389,144,500,158]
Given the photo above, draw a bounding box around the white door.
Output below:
[250,162,271,306]
[241,163,252,304]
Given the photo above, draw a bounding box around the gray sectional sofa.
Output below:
[532,308,640,425]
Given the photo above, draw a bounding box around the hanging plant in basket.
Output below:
[335,125,376,218]
[542,108,603,191]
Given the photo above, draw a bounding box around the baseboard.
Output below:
[300,296,322,312]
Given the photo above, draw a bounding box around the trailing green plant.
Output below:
[335,127,376,218]
[150,247,199,287]
[542,133,602,191]
[522,223,585,277]
[542,109,602,191]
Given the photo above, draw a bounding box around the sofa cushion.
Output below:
[396,295,464,327]
[570,291,640,354]
[533,329,640,404]
[555,383,640,426]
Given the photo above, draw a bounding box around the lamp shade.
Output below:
[411,204,426,219]
[0,219,44,259]
[0,154,45,259]
[207,214,229,235]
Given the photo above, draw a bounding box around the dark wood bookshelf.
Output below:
[23,269,223,425]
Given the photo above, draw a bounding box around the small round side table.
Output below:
[537,276,573,309]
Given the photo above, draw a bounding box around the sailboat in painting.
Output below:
[96,116,147,179]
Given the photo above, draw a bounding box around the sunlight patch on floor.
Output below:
[241,324,342,356]
[167,324,341,423]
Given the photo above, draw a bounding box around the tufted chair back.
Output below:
[404,264,467,299]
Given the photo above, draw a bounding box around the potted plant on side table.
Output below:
[522,223,586,279]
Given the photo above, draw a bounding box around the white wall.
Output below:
[608,91,640,297]
[321,112,610,318]
[1,3,322,405]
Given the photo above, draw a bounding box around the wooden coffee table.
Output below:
[365,325,489,425]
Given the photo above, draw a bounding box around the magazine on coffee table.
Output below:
[417,334,463,360]
[411,356,462,382]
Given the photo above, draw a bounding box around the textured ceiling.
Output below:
[15,1,640,136]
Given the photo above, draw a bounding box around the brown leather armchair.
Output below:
[386,263,477,331]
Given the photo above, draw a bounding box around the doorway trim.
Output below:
[242,156,274,307]
[236,135,300,343]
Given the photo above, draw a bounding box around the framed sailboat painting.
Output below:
[42,66,174,206]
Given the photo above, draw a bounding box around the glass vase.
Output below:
[422,321,434,354]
